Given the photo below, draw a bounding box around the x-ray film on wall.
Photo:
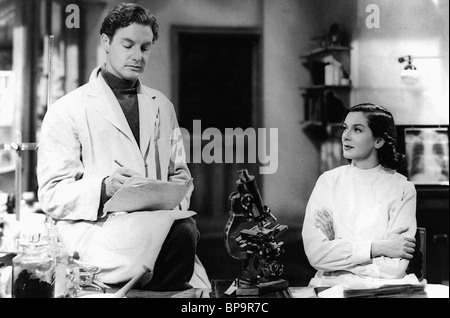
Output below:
[404,127,449,185]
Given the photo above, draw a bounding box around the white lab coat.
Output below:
[37,67,210,288]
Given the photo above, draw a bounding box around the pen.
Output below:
[114,160,132,177]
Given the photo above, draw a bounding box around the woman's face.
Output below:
[342,111,383,169]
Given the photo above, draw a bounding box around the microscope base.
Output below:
[235,279,289,296]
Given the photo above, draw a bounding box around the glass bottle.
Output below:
[45,220,69,298]
[12,234,55,298]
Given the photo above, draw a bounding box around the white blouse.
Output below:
[302,164,417,287]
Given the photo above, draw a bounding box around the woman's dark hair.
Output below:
[100,3,159,43]
[343,103,405,170]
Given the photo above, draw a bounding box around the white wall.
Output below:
[318,0,449,125]
[261,0,321,226]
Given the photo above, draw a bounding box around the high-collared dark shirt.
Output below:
[101,66,140,147]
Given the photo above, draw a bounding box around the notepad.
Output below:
[103,177,193,213]
[343,283,426,298]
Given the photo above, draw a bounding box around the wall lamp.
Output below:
[398,55,419,85]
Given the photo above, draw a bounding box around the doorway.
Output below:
[172,27,262,232]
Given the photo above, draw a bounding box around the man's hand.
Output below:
[315,210,335,240]
[104,167,140,198]
[371,227,416,259]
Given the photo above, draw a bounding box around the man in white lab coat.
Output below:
[37,3,209,291]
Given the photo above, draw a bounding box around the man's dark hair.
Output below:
[100,2,159,43]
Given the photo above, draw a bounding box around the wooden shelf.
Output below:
[0,166,15,174]
[301,120,324,127]
[299,85,352,90]
[300,121,327,139]
[300,46,352,59]
[300,44,351,133]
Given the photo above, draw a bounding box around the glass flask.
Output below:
[12,235,55,298]
[74,262,106,297]
[45,220,69,298]
[64,263,81,298]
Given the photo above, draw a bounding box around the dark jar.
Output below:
[12,240,55,298]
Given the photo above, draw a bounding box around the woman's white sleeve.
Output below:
[351,182,417,279]
[302,175,372,272]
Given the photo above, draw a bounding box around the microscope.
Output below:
[224,169,288,296]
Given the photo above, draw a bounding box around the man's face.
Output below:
[101,23,154,81]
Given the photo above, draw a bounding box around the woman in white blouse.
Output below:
[302,103,417,288]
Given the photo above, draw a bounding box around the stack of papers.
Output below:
[103,177,193,213]
[343,283,426,298]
